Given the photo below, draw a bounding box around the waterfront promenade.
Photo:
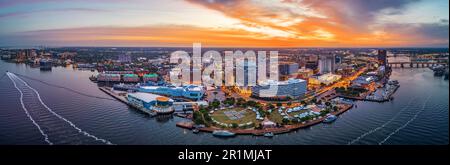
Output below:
[177,104,354,136]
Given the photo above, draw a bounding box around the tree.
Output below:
[231,123,238,128]
[211,99,221,109]
[287,102,292,106]
[276,102,282,107]
[193,111,204,125]
[300,101,307,105]
[333,106,339,112]
[282,118,289,124]
[236,98,245,106]
[325,101,332,107]
[204,113,212,122]
[247,100,257,107]
[267,103,275,110]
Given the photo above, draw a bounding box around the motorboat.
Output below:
[212,130,235,137]
[323,115,337,123]
[263,132,274,138]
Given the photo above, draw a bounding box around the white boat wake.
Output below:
[347,97,416,145]
[378,95,432,145]
[7,72,113,145]
[7,73,53,145]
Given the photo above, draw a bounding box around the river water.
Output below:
[0,60,448,145]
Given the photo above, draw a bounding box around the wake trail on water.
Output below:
[11,72,117,101]
[378,95,432,145]
[0,73,7,81]
[347,97,417,145]
[9,73,113,145]
[7,73,53,145]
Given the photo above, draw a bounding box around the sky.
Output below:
[0,0,448,47]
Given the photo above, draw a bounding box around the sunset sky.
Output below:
[0,0,448,47]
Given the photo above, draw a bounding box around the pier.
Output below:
[99,87,157,116]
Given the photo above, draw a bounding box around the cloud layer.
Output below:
[0,0,448,47]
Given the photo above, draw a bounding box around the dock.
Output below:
[99,87,156,116]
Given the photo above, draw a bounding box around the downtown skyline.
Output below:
[0,0,449,47]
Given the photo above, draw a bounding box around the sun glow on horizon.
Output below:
[0,0,448,47]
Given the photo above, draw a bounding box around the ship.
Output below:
[212,130,235,137]
[192,129,200,134]
[263,132,274,138]
[39,59,52,71]
[323,115,337,123]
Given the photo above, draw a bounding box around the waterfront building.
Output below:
[39,59,52,71]
[139,84,205,100]
[252,78,307,98]
[127,92,174,114]
[104,70,134,74]
[352,75,377,87]
[97,73,121,82]
[378,50,387,66]
[143,73,158,82]
[123,74,140,82]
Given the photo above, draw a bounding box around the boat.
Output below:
[323,115,337,123]
[212,130,235,137]
[263,132,274,138]
[192,129,200,134]
[149,111,158,117]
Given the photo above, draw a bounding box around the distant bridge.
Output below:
[388,61,448,68]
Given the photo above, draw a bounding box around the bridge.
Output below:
[388,61,448,68]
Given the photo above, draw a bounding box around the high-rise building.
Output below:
[318,55,335,74]
[279,62,299,75]
[118,54,132,63]
[378,50,387,66]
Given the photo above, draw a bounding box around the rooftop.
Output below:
[258,78,306,86]
[128,92,173,103]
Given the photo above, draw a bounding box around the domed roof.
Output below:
[156,96,170,102]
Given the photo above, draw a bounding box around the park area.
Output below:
[210,108,258,126]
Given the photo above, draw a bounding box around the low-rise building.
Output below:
[127,92,174,114]
[97,73,121,82]
[143,73,158,82]
[139,84,205,100]
[310,73,342,85]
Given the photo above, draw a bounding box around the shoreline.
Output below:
[177,104,354,136]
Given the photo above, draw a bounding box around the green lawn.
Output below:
[268,110,283,124]
[211,108,258,125]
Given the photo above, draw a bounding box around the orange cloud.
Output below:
[9,0,447,47]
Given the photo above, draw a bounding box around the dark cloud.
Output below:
[0,8,110,18]
[380,22,449,46]
[301,0,421,29]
